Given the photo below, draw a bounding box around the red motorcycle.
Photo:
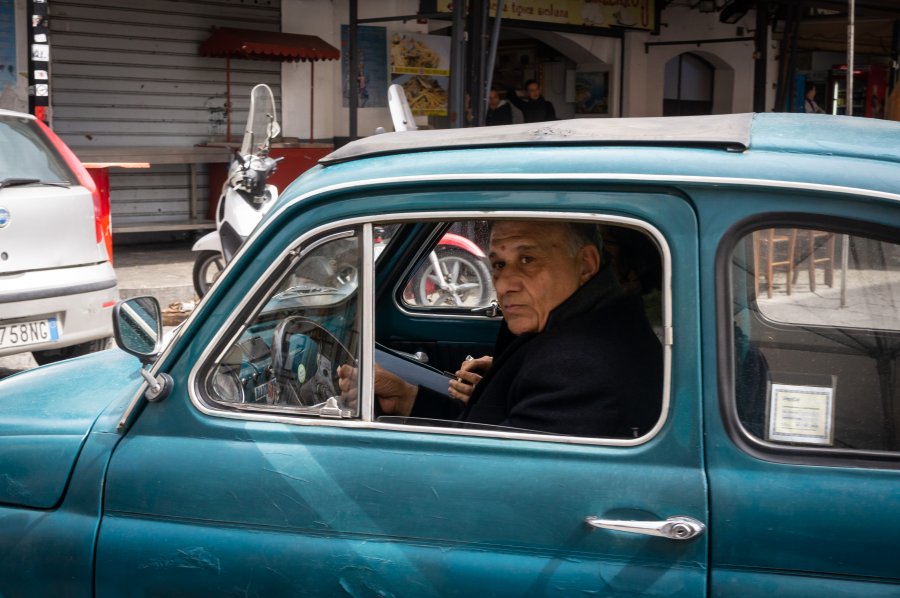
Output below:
[411,232,493,307]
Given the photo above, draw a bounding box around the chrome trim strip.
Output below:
[264,175,900,234]
[361,223,375,423]
[185,210,672,448]
[0,278,117,303]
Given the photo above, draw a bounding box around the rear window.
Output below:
[730,225,900,455]
[0,116,73,183]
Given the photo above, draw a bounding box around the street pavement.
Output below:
[0,241,196,379]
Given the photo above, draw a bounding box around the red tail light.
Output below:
[33,118,113,263]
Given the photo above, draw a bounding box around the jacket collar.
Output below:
[493,256,622,354]
[545,257,622,330]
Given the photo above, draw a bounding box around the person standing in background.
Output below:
[485,88,513,126]
[508,80,556,123]
[805,85,826,114]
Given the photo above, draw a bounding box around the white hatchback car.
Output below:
[0,109,117,364]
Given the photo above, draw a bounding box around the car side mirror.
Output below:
[113,296,163,364]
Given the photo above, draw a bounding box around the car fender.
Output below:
[0,349,143,509]
[438,232,486,257]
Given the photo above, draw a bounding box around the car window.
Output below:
[199,216,669,443]
[730,226,900,452]
[384,217,666,440]
[0,116,72,182]
[398,220,664,331]
[203,230,362,417]
[400,222,495,309]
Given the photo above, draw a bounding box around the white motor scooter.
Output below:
[192,84,281,297]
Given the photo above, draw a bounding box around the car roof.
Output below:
[321,113,900,167]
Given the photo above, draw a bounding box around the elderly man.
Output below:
[341,220,662,438]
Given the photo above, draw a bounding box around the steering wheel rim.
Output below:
[271,316,356,407]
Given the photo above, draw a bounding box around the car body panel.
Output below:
[0,185,103,274]
[0,349,140,509]
[0,261,117,355]
[0,349,140,597]
[696,186,900,589]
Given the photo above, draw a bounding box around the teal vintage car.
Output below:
[2,113,899,596]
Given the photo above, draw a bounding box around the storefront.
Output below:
[5,0,896,241]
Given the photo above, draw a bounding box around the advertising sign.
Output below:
[436,0,655,32]
[390,33,450,117]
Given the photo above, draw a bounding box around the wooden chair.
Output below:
[796,230,836,291]
[753,229,798,298]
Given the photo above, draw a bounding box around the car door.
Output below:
[96,185,708,596]
[700,186,900,596]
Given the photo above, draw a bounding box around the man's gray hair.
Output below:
[563,222,603,257]
[487,220,602,256]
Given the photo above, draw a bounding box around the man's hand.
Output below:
[337,363,419,417]
[448,355,493,403]
[337,363,359,405]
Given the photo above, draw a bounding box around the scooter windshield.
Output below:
[241,84,280,156]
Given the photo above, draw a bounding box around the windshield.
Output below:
[241,84,280,156]
[0,116,73,183]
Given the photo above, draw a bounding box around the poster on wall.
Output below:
[341,25,388,108]
[0,0,16,105]
[574,70,609,116]
[435,0,655,32]
[28,0,50,120]
[390,33,450,117]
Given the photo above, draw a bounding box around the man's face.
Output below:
[489,222,600,335]
[526,83,541,100]
[488,90,500,108]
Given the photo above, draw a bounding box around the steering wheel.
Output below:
[270,316,356,408]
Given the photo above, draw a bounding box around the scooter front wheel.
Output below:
[193,250,225,298]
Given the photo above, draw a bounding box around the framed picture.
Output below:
[573,70,609,116]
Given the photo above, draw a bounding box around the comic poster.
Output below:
[390,33,450,117]
[341,25,388,108]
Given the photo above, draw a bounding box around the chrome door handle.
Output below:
[585,516,705,541]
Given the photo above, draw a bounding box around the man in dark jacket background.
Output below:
[341,220,663,438]
[485,88,513,126]
[507,80,557,123]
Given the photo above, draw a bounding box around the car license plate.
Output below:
[0,318,59,349]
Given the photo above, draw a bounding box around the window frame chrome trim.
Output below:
[185,209,673,448]
[361,223,375,423]
[718,213,900,468]
[196,229,359,412]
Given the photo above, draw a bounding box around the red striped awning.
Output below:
[199,27,340,62]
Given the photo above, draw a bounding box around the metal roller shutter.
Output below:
[49,0,282,232]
